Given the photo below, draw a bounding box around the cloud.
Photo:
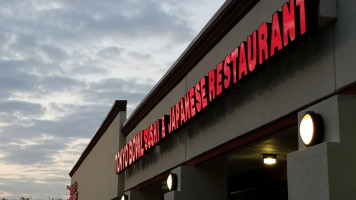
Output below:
[2,142,63,165]
[35,75,84,94]
[0,100,44,116]
[0,0,225,198]
[0,137,90,199]
[57,0,195,42]
[0,60,37,94]
[0,105,108,140]
[97,46,122,59]
[37,44,69,64]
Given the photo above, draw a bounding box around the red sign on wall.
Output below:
[69,181,78,200]
[115,0,317,174]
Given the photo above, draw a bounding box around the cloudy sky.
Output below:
[0,0,225,199]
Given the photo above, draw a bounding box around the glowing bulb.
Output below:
[263,157,277,164]
[167,173,177,191]
[262,154,277,165]
[299,111,324,147]
[121,195,128,200]
[300,114,314,145]
[167,174,173,190]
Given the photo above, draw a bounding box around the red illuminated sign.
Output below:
[69,181,78,200]
[115,0,317,174]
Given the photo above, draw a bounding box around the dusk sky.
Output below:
[0,0,225,199]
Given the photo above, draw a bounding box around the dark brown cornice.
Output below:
[69,100,127,177]
[122,0,260,136]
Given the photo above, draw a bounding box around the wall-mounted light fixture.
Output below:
[299,111,324,147]
[121,194,128,200]
[167,173,177,191]
[263,154,277,165]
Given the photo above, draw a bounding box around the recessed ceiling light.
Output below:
[263,154,277,165]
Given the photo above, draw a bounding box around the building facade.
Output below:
[69,0,356,199]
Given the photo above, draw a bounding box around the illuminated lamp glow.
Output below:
[121,194,128,200]
[300,111,324,147]
[263,154,277,165]
[167,173,177,191]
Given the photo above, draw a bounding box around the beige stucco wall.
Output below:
[71,111,126,200]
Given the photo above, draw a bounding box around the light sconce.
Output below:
[299,111,324,147]
[121,194,128,200]
[167,173,177,191]
[263,154,277,165]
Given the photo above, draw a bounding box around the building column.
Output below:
[288,95,356,200]
[117,106,127,198]
[164,164,227,200]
